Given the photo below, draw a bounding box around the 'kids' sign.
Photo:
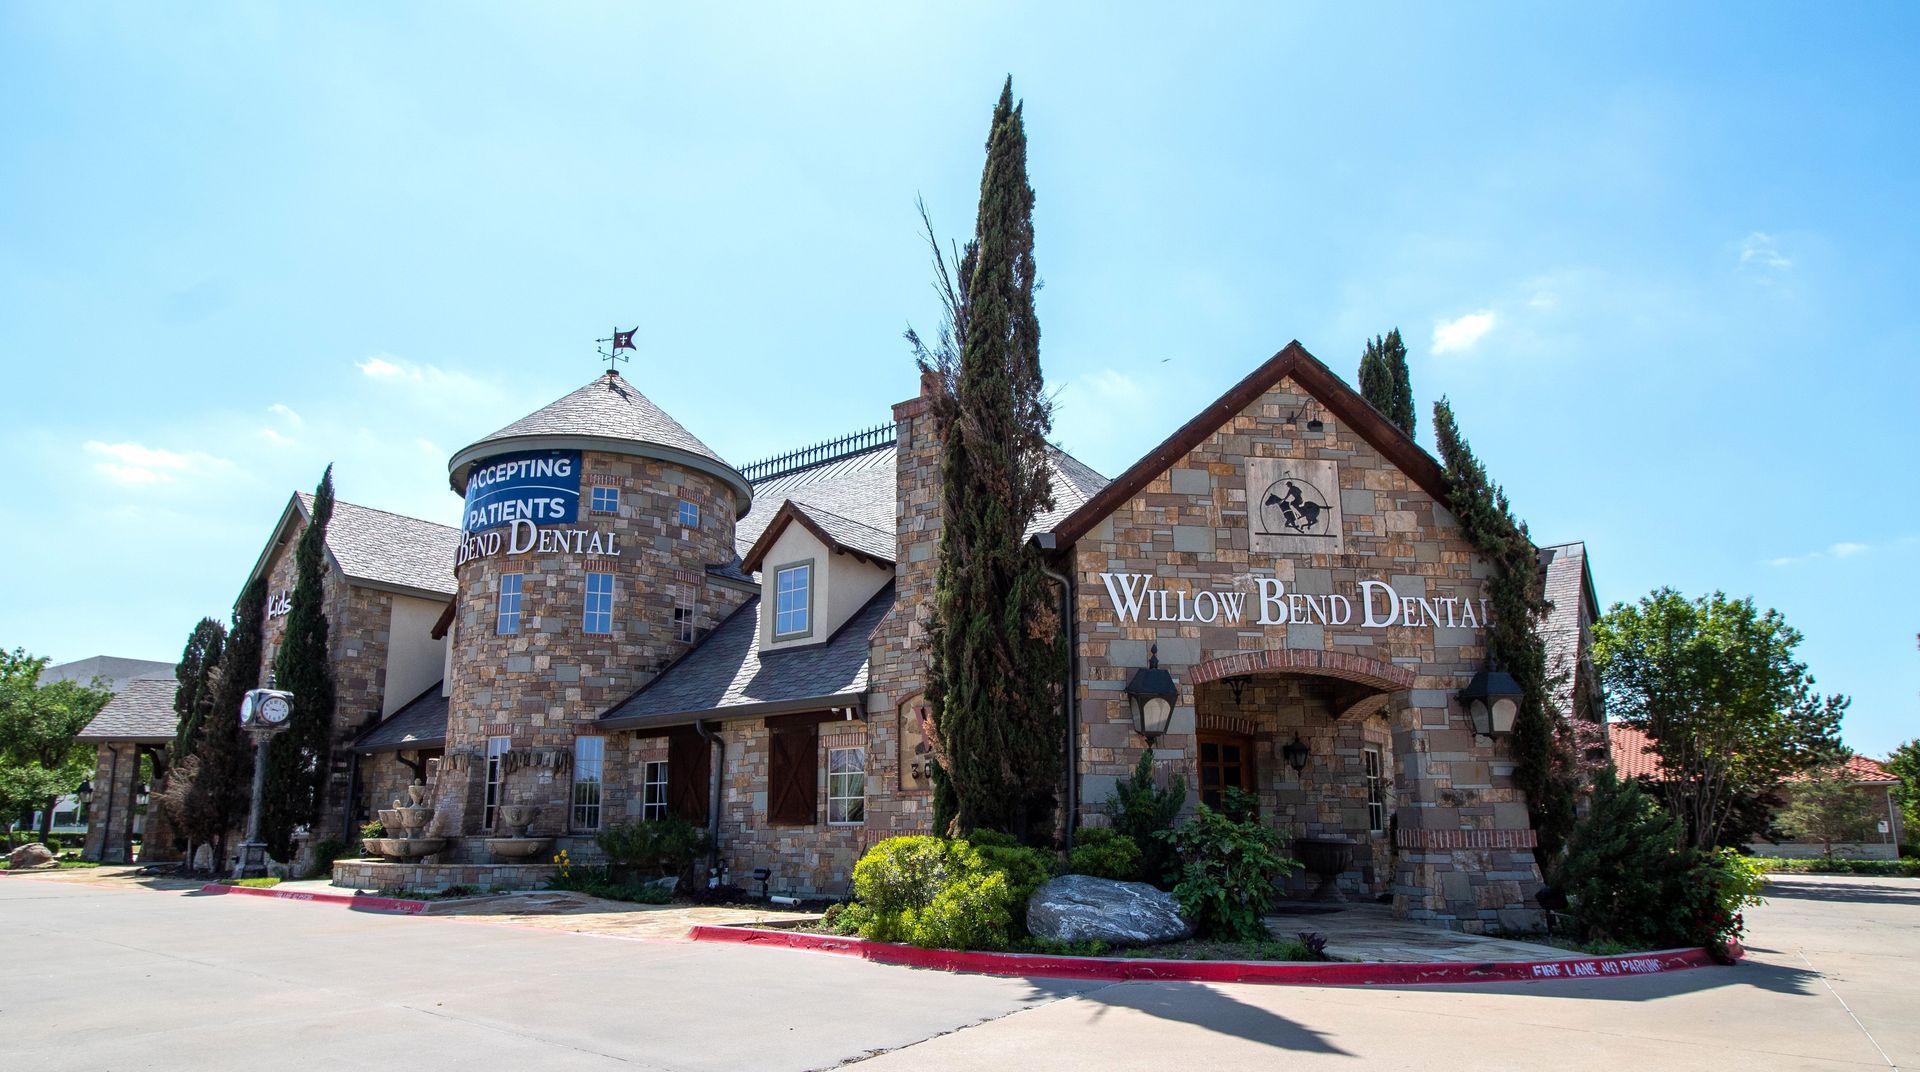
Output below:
[461,449,581,534]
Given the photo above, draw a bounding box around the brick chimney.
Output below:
[890,370,944,651]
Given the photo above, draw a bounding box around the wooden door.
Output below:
[1197,731,1255,810]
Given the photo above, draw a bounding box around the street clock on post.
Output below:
[240,688,295,729]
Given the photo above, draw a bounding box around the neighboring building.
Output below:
[1607,724,1905,859]
[75,677,177,861]
[34,656,174,849]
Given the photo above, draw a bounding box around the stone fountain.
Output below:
[484,804,553,862]
[367,782,447,860]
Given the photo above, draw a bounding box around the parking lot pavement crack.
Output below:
[399,1002,673,1070]
[822,981,1123,1070]
[1797,948,1899,1070]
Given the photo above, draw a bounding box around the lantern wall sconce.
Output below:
[1124,644,1180,742]
[1458,663,1524,736]
[1281,734,1311,774]
[76,780,93,805]
[1225,674,1252,707]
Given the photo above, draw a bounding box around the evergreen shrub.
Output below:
[1107,750,1187,888]
[1067,827,1142,882]
[844,835,1013,950]
[595,816,709,882]
[966,829,1057,925]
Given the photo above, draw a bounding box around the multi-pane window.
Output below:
[677,499,700,528]
[774,563,811,638]
[1363,747,1386,834]
[827,746,865,825]
[673,590,696,643]
[482,736,511,831]
[496,573,523,634]
[642,760,669,821]
[584,572,614,634]
[590,486,620,513]
[572,736,604,831]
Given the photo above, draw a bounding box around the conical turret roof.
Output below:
[448,370,752,515]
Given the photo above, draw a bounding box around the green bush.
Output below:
[360,820,385,841]
[1556,771,1767,956]
[1108,750,1186,888]
[1068,827,1143,882]
[545,863,676,904]
[1163,789,1299,942]
[232,877,280,888]
[306,837,349,879]
[41,835,63,853]
[848,836,1013,950]
[595,816,709,884]
[966,830,1058,926]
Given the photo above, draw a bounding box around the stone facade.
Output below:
[434,450,749,850]
[81,742,141,863]
[332,858,553,893]
[1070,372,1543,930]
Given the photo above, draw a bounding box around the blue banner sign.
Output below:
[462,449,581,534]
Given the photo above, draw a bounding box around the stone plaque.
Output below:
[1246,458,1345,555]
[899,693,933,793]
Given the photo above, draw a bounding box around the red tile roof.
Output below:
[1606,723,1897,785]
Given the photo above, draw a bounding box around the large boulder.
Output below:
[8,843,58,870]
[1027,874,1193,947]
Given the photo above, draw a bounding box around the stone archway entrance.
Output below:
[1188,649,1414,900]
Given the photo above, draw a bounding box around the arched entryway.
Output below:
[1188,649,1414,900]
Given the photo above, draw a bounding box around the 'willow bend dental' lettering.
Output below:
[1096,573,1489,630]
[457,518,621,567]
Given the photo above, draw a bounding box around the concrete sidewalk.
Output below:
[1266,901,1569,962]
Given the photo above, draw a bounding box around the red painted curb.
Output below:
[199,882,427,915]
[687,925,1733,986]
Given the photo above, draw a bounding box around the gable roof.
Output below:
[1045,341,1450,548]
[353,681,448,753]
[739,499,896,574]
[599,584,893,732]
[76,678,178,743]
[1609,724,1899,787]
[246,492,461,600]
[447,370,752,516]
[43,656,175,695]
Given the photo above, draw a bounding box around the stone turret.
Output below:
[433,371,753,848]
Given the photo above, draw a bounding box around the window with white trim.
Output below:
[584,572,614,634]
[572,736,604,830]
[497,573,523,634]
[483,736,511,831]
[677,499,699,528]
[827,746,865,825]
[1363,746,1386,834]
[773,562,811,638]
[673,589,696,643]
[590,486,620,513]
[642,760,669,821]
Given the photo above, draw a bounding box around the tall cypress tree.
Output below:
[921,78,1064,845]
[1358,329,1416,438]
[261,467,338,860]
[159,579,266,870]
[1432,398,1576,862]
[171,618,227,757]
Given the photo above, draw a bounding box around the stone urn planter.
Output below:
[497,805,538,838]
[1293,837,1354,902]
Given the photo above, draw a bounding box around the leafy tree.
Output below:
[1887,738,1919,850]
[0,650,110,842]
[1778,751,1877,859]
[1358,329,1415,437]
[911,79,1064,845]
[157,579,267,870]
[261,468,339,860]
[1592,588,1846,850]
[1431,398,1578,862]
[171,618,226,757]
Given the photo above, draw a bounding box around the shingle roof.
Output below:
[1609,725,1898,787]
[353,682,448,752]
[43,656,175,695]
[600,585,893,730]
[740,499,896,574]
[449,371,751,512]
[76,678,179,743]
[298,493,460,597]
[735,443,1108,562]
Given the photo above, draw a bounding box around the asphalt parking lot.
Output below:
[3,871,1911,1071]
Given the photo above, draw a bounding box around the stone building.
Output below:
[322,343,1605,932]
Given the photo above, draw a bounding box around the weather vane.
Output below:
[596,326,638,374]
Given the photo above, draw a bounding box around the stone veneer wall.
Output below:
[436,451,749,851]
[1071,373,1543,931]
[81,742,140,862]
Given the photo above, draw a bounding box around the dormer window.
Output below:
[773,561,812,639]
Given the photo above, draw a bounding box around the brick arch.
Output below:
[1188,649,1416,693]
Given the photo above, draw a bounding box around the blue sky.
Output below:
[2,4,1914,754]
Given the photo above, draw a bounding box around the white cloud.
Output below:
[1432,311,1497,354]
[1770,541,1872,567]
[1828,541,1869,558]
[84,440,232,486]
[356,355,406,379]
[267,402,303,426]
[1739,232,1791,271]
[258,427,294,447]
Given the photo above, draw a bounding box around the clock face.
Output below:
[261,696,291,723]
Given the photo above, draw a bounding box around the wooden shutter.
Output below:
[767,723,819,826]
[667,729,710,825]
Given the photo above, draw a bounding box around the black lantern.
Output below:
[1225,675,1252,707]
[1124,645,1180,742]
[1458,663,1524,736]
[1281,734,1311,773]
[76,780,93,805]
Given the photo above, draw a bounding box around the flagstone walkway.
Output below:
[1266,901,1570,962]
